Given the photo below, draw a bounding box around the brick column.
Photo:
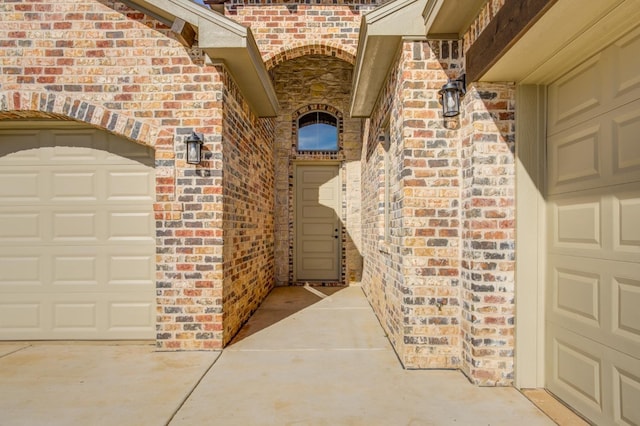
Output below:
[460,83,516,385]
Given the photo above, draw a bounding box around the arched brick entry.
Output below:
[265,43,356,71]
[0,91,162,148]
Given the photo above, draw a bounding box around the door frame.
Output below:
[515,85,547,388]
[292,161,344,284]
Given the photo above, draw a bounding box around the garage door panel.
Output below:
[549,187,640,263]
[552,198,601,248]
[548,255,640,358]
[0,128,154,167]
[547,328,607,423]
[108,253,154,285]
[53,302,98,330]
[613,274,640,348]
[548,55,604,131]
[0,206,153,246]
[613,105,640,175]
[615,367,640,426]
[0,124,155,340]
[0,302,42,330]
[0,212,41,241]
[550,124,601,188]
[545,25,640,425]
[51,170,99,201]
[0,170,40,201]
[548,99,640,195]
[0,130,42,160]
[0,254,42,286]
[53,212,99,241]
[614,191,640,255]
[108,301,155,329]
[108,211,154,242]
[612,27,640,99]
[552,266,600,325]
[106,170,154,201]
[549,26,640,136]
[548,326,640,426]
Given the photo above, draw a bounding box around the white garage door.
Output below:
[545,27,640,424]
[0,122,156,340]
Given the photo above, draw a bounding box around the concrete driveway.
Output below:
[0,286,564,426]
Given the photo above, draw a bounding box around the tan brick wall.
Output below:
[225,1,374,67]
[361,40,464,368]
[270,54,361,286]
[221,73,275,344]
[459,82,516,385]
[0,0,275,350]
[226,0,368,287]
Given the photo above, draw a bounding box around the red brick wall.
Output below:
[0,0,275,350]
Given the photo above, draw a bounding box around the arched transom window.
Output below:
[297,111,338,152]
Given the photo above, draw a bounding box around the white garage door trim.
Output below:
[0,121,156,340]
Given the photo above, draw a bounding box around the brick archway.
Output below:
[265,42,356,70]
[0,91,163,148]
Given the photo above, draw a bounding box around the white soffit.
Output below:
[482,0,640,85]
[350,0,428,117]
[125,0,278,117]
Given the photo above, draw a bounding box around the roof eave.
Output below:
[350,0,429,118]
[124,0,278,117]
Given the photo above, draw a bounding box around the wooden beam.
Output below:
[465,0,558,83]
[171,18,196,48]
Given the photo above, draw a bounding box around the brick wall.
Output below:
[361,40,464,368]
[459,0,516,385]
[360,45,405,355]
[270,54,361,286]
[225,0,375,67]
[221,73,275,344]
[459,83,516,385]
[0,0,275,350]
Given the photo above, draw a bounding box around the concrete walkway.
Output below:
[0,286,555,426]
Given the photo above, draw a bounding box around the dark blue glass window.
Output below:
[297,112,338,152]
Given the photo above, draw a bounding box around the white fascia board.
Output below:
[350,0,428,117]
[126,0,278,117]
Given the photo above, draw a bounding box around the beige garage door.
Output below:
[545,27,640,424]
[0,122,156,340]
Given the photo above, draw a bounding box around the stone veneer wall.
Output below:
[0,0,275,350]
[270,54,361,286]
[225,0,369,286]
[361,40,464,368]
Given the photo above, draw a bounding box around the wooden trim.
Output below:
[465,0,557,82]
[171,18,196,48]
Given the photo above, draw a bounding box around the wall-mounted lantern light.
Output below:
[185,132,203,165]
[439,74,466,118]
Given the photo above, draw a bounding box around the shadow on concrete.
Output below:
[229,286,346,345]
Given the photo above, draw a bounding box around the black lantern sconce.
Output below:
[185,132,203,165]
[439,74,466,117]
